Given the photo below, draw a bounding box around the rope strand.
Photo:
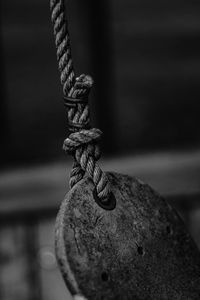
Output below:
[50,0,110,201]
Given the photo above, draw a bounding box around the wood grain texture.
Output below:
[55,172,200,299]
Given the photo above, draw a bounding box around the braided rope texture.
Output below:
[50,0,110,200]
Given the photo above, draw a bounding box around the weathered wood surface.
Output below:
[55,172,200,299]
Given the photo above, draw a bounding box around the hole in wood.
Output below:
[93,190,116,210]
[101,271,109,282]
[166,225,172,234]
[137,246,144,256]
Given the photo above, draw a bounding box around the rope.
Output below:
[50,0,110,201]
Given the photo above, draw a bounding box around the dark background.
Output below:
[0,1,200,299]
[1,0,200,167]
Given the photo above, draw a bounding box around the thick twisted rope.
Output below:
[50,0,110,201]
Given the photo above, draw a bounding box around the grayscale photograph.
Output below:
[0,0,200,299]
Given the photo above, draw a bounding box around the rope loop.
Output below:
[50,0,111,203]
[63,128,102,154]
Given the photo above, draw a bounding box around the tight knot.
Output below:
[75,74,94,90]
[70,74,94,99]
[63,128,102,154]
[51,0,111,203]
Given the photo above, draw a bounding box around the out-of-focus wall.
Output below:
[1,0,200,168]
[111,0,200,152]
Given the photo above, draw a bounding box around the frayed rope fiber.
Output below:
[50,0,110,201]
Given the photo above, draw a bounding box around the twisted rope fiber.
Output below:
[50,0,110,200]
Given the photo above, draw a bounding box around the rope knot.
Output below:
[63,128,102,154]
[50,0,111,202]
[71,74,94,99]
[75,74,94,89]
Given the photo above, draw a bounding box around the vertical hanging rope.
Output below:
[50,0,111,201]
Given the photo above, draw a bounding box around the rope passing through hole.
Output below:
[50,0,111,202]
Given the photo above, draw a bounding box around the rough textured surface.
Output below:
[55,172,200,299]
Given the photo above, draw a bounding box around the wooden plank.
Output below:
[0,150,200,214]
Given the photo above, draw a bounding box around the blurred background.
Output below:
[0,0,200,299]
